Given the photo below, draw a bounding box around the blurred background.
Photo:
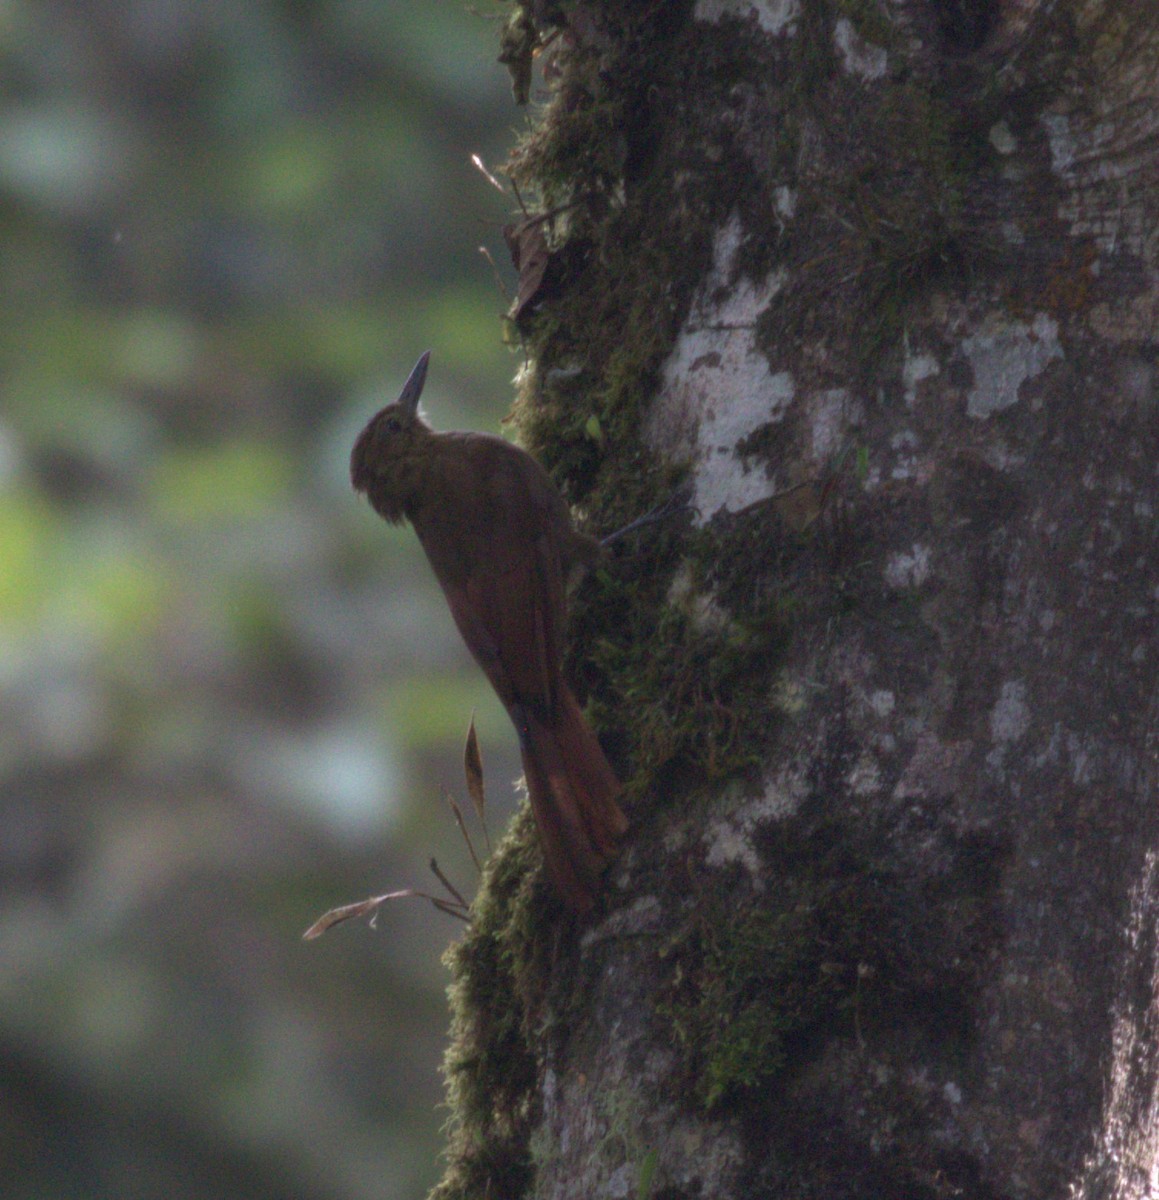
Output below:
[0,3,527,1197]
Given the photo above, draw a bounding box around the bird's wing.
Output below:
[416,438,566,716]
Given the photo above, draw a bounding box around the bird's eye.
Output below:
[383,416,402,435]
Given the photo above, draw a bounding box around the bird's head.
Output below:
[350,350,432,522]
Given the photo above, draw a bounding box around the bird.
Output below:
[351,351,628,913]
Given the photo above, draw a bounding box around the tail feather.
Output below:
[520,687,627,912]
[522,752,602,913]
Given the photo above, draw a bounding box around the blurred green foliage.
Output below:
[0,3,528,1198]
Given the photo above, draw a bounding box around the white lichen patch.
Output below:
[695,0,799,36]
[645,212,794,524]
[703,770,807,883]
[962,312,1063,419]
[763,764,808,818]
[903,337,940,406]
[847,753,882,796]
[888,428,922,482]
[833,16,887,79]
[533,984,747,1199]
[665,561,734,634]
[1115,357,1155,407]
[884,543,932,589]
[808,387,855,461]
[988,120,1018,155]
[1040,111,1076,174]
[704,815,763,876]
[990,680,1031,744]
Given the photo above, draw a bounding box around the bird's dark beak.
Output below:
[398,351,431,417]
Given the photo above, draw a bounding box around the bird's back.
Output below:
[408,431,573,716]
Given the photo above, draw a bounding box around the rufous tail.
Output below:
[519,687,627,913]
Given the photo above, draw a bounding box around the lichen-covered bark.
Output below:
[434,3,1159,1198]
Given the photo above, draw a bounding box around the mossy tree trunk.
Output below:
[433,3,1159,1198]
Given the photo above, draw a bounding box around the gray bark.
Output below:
[435,3,1159,1198]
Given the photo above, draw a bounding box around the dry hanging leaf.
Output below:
[463,716,486,826]
[303,886,470,940]
[503,216,551,322]
[302,891,415,940]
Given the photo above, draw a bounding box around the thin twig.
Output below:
[445,792,482,873]
[430,857,469,911]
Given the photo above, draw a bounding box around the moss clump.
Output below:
[657,831,882,1111]
[657,805,1005,1111]
[431,810,559,1200]
[491,1,788,790]
[574,541,794,790]
[758,74,986,373]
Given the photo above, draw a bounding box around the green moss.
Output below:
[758,71,986,373]
[431,810,557,1200]
[656,810,1003,1110]
[526,1083,655,1191]
[831,0,896,48]
[657,842,868,1110]
[575,544,793,790]
[493,4,790,791]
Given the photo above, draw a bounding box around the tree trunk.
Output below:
[433,3,1159,1198]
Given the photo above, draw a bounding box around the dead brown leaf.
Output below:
[302,891,416,940]
[464,717,487,828]
[503,216,551,322]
